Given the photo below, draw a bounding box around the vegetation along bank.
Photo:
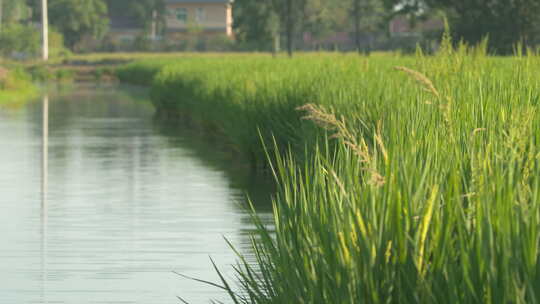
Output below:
[0,66,38,106]
[117,46,540,303]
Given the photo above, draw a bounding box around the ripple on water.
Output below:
[0,85,273,304]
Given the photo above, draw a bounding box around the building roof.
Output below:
[166,0,232,3]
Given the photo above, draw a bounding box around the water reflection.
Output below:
[41,95,49,304]
[0,85,273,304]
[153,119,275,212]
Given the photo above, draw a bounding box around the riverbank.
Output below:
[117,49,540,303]
[0,67,38,106]
[116,54,414,168]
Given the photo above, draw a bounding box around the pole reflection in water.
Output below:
[0,85,274,304]
[41,95,48,304]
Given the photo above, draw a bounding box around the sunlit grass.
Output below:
[118,45,540,303]
[0,68,38,108]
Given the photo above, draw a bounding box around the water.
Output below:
[0,85,273,304]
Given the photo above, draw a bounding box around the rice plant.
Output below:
[117,47,540,303]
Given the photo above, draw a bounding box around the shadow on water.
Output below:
[40,82,277,234]
[41,83,275,212]
[152,118,275,213]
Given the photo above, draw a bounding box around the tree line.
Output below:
[384,0,540,54]
[0,0,160,50]
[236,0,540,55]
[0,0,539,55]
[234,0,385,55]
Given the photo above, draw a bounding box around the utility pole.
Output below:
[42,0,48,61]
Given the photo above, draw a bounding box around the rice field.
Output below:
[117,44,540,303]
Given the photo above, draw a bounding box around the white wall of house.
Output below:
[165,2,232,36]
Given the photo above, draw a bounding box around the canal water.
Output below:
[0,85,273,304]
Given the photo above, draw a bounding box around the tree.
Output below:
[439,0,540,53]
[352,0,361,52]
[234,0,305,54]
[302,0,349,41]
[0,23,40,56]
[48,0,108,49]
[233,0,279,52]
[0,0,32,30]
[271,0,308,56]
[234,0,388,54]
[0,0,67,59]
[350,0,384,54]
[383,0,540,54]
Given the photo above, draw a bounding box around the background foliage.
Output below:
[2,0,540,55]
[117,46,540,303]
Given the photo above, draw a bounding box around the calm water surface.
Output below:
[0,85,273,304]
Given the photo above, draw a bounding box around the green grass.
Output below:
[117,52,417,167]
[0,68,38,106]
[118,45,540,303]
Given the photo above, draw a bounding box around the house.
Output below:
[165,0,233,37]
[106,0,233,48]
[108,14,144,44]
[389,15,444,37]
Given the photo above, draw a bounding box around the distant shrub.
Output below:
[49,29,71,58]
[206,35,235,52]
[0,68,32,90]
[0,25,68,59]
[132,35,153,52]
[0,24,40,58]
[54,69,75,82]
[99,35,120,52]
[27,65,54,82]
